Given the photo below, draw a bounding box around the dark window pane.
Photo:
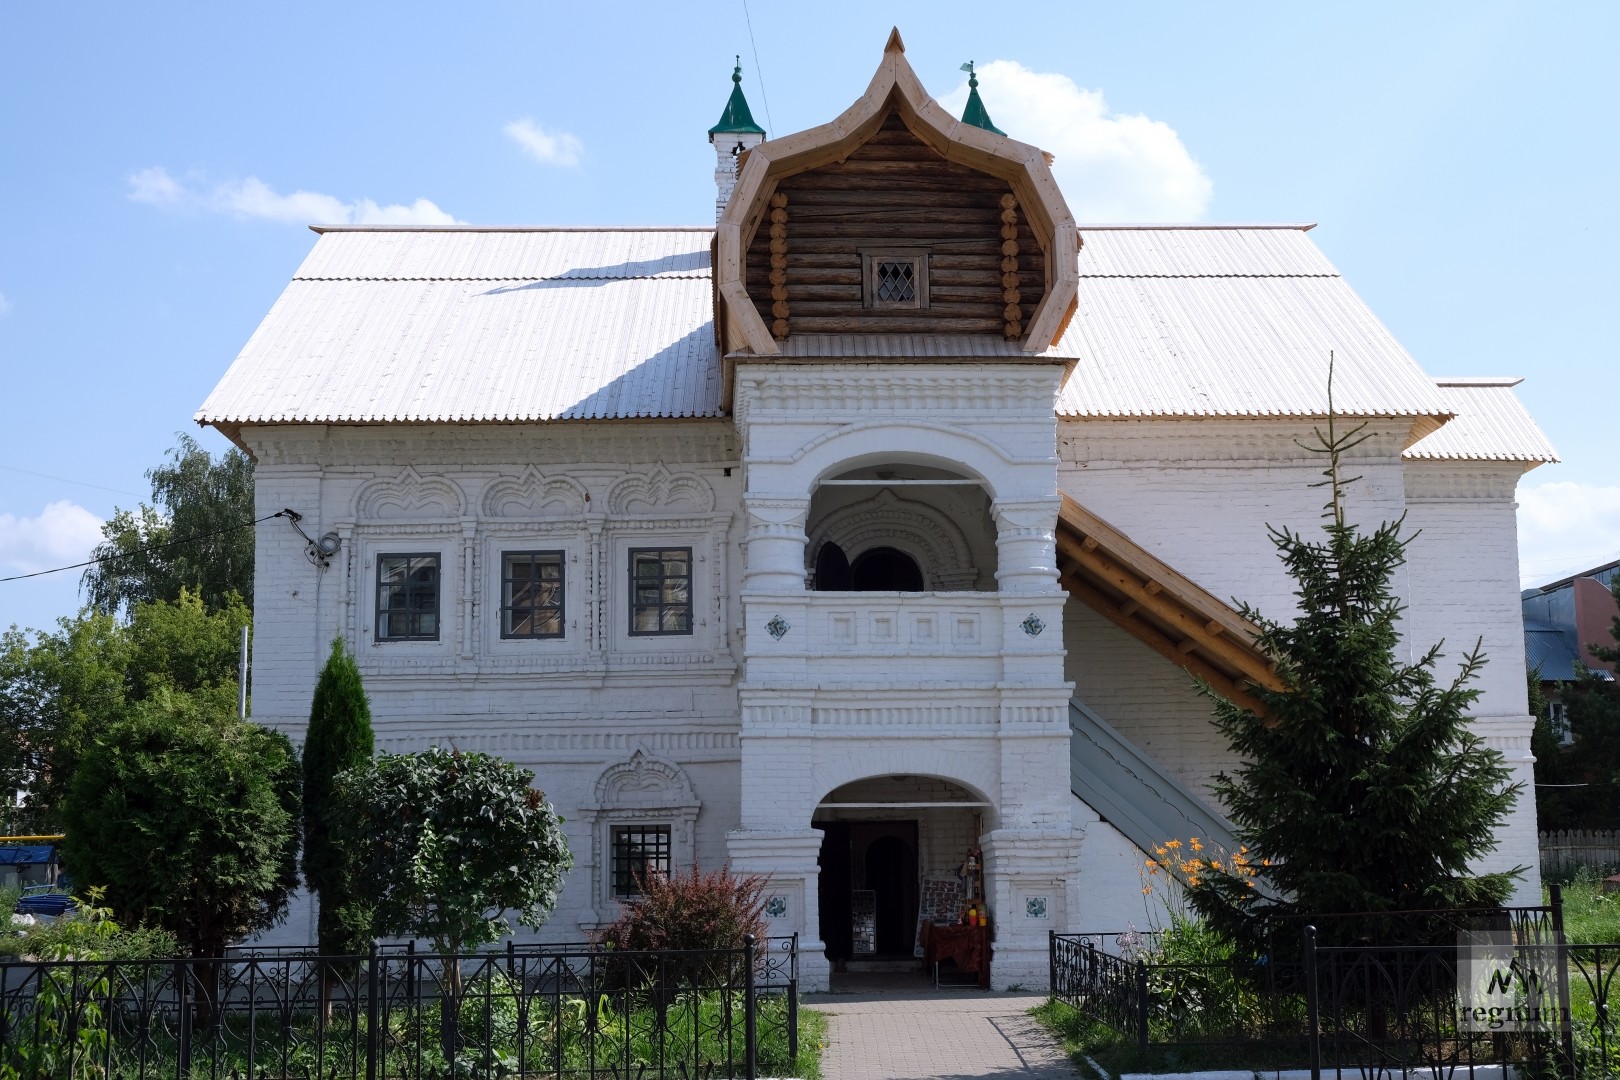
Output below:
[612,825,671,897]
[501,551,565,639]
[628,547,694,637]
[377,554,440,641]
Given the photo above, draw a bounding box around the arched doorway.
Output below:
[814,543,925,592]
[812,775,989,967]
[850,547,924,591]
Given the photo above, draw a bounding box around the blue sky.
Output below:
[2,1,1616,634]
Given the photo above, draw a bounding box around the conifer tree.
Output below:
[1186,365,1522,949]
[302,638,374,955]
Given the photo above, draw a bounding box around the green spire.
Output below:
[709,57,767,137]
[959,61,1005,136]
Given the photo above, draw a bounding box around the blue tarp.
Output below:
[0,844,55,866]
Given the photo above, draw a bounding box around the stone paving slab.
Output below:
[805,985,1076,1079]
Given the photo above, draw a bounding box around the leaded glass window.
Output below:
[874,260,916,303]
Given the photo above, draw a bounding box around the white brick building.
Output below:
[197,33,1557,989]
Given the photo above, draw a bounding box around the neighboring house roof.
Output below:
[1532,559,1620,595]
[196,224,1508,436]
[1403,378,1559,465]
[1525,619,1587,682]
[1054,225,1454,423]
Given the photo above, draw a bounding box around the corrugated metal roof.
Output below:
[1525,620,1585,682]
[294,227,712,281]
[740,333,1078,360]
[1076,224,1338,278]
[196,275,720,423]
[1055,271,1452,418]
[197,225,1492,428]
[1403,379,1560,463]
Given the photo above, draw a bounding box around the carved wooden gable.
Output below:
[744,111,1044,339]
[715,30,1079,358]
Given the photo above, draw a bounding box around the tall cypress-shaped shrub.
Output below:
[1186,370,1522,950]
[302,638,374,955]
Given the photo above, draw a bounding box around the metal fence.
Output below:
[1051,899,1619,1078]
[0,935,799,1080]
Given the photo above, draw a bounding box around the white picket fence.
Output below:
[1540,829,1620,876]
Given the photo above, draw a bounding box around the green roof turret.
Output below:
[709,57,767,137]
[958,61,1006,136]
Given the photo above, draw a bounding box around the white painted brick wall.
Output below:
[239,409,1542,953]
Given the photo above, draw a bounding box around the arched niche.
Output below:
[805,465,995,591]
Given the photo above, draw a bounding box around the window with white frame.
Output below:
[376,554,440,641]
[501,550,565,639]
[583,752,700,924]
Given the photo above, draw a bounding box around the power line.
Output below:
[0,511,291,584]
[0,463,144,498]
[740,0,774,138]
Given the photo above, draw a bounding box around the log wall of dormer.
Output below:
[742,112,1046,338]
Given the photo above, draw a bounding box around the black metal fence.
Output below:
[1051,902,1619,1078]
[0,935,800,1080]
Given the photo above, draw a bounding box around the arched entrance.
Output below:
[811,775,988,967]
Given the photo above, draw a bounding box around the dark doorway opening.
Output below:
[814,542,852,592]
[815,820,918,962]
[849,547,924,592]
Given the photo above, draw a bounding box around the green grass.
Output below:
[1549,866,1620,945]
[1030,998,1310,1077]
[0,981,826,1080]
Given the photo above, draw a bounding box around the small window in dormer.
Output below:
[862,251,929,309]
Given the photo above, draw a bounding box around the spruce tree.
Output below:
[302,637,374,955]
[1186,369,1522,949]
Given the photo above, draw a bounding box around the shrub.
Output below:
[596,865,767,989]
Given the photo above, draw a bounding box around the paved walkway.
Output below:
[804,975,1077,1079]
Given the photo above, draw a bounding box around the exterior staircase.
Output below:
[1069,697,1239,857]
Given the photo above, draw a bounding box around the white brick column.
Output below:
[742,496,809,593]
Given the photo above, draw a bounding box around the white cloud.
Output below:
[126,166,462,225]
[939,61,1212,222]
[0,501,104,576]
[127,165,188,206]
[1517,481,1620,587]
[0,291,11,317]
[504,118,584,168]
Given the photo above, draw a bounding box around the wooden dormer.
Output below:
[714,29,1080,357]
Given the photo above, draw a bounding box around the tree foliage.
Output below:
[82,433,255,617]
[302,638,375,956]
[0,591,251,832]
[1186,403,1521,949]
[329,747,572,958]
[61,691,300,958]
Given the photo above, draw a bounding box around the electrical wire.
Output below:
[740,0,774,138]
[0,511,291,584]
[0,463,144,498]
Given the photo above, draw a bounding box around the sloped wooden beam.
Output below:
[1060,569,1270,718]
